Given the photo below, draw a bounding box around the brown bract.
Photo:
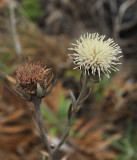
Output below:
[16,61,53,100]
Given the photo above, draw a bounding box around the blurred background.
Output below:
[0,0,137,160]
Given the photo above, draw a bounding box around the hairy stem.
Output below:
[54,75,89,154]
[76,75,89,106]
[32,98,53,160]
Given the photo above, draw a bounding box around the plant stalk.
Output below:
[54,75,89,154]
[32,98,53,160]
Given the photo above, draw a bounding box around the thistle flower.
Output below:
[68,33,122,81]
[16,61,53,100]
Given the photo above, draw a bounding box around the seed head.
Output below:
[68,33,122,81]
[16,61,53,99]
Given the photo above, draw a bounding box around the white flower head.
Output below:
[68,33,122,81]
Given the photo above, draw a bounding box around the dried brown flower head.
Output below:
[16,61,53,100]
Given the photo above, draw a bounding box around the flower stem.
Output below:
[32,97,53,160]
[54,74,89,154]
[76,75,89,106]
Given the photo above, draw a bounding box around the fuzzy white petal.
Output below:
[68,33,122,81]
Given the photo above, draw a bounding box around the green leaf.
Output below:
[41,105,56,124]
[22,0,44,21]
[57,92,71,120]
